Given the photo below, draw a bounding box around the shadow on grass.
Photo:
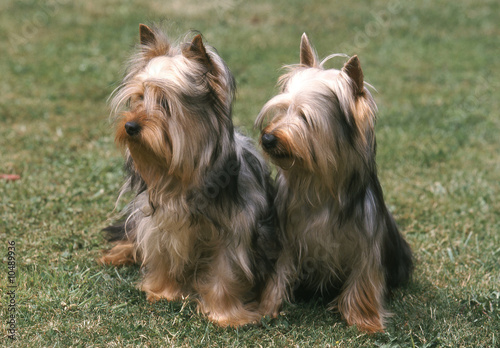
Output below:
[97,260,498,347]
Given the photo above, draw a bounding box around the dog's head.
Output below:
[256,34,378,185]
[111,25,236,189]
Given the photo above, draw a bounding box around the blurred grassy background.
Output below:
[1,0,499,346]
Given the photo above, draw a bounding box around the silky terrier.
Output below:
[256,33,413,332]
[99,24,280,327]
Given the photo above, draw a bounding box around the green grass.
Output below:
[1,0,499,346]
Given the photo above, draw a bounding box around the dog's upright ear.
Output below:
[139,24,156,45]
[300,33,318,68]
[342,55,364,96]
[183,35,208,60]
[138,24,170,59]
[182,34,215,72]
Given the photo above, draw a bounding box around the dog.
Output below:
[255,33,413,332]
[99,24,280,327]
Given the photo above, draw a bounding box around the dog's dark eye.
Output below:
[161,98,170,114]
[130,94,143,104]
[299,111,308,123]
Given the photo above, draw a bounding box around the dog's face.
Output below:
[111,25,235,188]
[114,52,195,185]
[256,34,377,181]
[257,68,353,173]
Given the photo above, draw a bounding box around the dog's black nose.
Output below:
[125,121,141,136]
[261,133,277,150]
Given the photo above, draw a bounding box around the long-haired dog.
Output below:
[256,33,413,332]
[99,24,280,327]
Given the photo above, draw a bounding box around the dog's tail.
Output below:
[102,154,145,243]
[102,220,134,242]
[382,212,414,289]
[369,177,414,289]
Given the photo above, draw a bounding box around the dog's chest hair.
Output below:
[133,194,200,270]
[277,177,356,281]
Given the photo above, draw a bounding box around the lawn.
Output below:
[1,0,499,346]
